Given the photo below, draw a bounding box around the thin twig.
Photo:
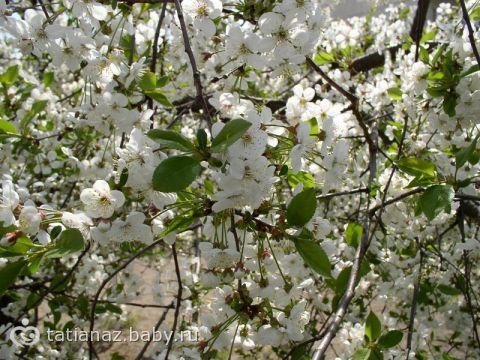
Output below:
[88,238,165,359]
[165,244,183,360]
[459,0,480,66]
[305,56,374,150]
[148,1,168,129]
[135,301,174,360]
[311,122,378,360]
[411,0,430,61]
[406,242,425,360]
[174,0,212,130]
[458,201,480,349]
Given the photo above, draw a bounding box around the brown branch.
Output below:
[406,242,425,360]
[458,203,480,349]
[305,56,374,151]
[148,1,168,129]
[316,188,368,201]
[88,238,165,359]
[459,0,480,66]
[412,0,430,61]
[311,123,378,360]
[135,301,174,360]
[368,188,424,215]
[173,0,212,130]
[165,244,183,359]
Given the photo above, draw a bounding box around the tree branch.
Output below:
[406,241,424,360]
[173,0,212,130]
[165,243,183,359]
[459,0,480,66]
[311,122,378,359]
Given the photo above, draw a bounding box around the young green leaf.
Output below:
[0,236,35,257]
[147,129,194,152]
[365,311,382,342]
[314,52,335,65]
[138,71,157,91]
[45,229,84,258]
[396,157,436,179]
[437,284,462,296]
[345,222,363,248]
[0,65,19,85]
[378,330,403,348]
[0,259,27,295]
[145,90,172,106]
[287,188,317,227]
[456,134,479,168]
[210,119,251,153]
[27,254,44,275]
[351,348,371,360]
[334,261,370,295]
[152,156,201,192]
[417,184,454,221]
[0,118,18,134]
[197,129,208,150]
[387,87,402,100]
[293,231,331,278]
[443,93,457,117]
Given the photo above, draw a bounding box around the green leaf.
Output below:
[147,129,194,152]
[461,64,480,78]
[152,156,201,192]
[417,185,454,221]
[156,75,170,87]
[419,47,430,64]
[145,90,172,106]
[210,119,252,153]
[287,188,317,227]
[293,230,331,278]
[437,284,462,296]
[387,87,402,100]
[0,118,18,134]
[197,129,208,150]
[45,229,84,258]
[162,213,195,236]
[427,86,445,98]
[345,222,362,248]
[351,348,371,360]
[333,262,371,296]
[396,157,436,179]
[443,94,457,117]
[378,330,403,348]
[421,30,436,43]
[365,311,382,342]
[287,171,316,189]
[314,52,335,65]
[31,100,48,114]
[43,72,54,87]
[20,100,49,129]
[427,71,444,80]
[0,65,19,85]
[27,254,44,275]
[0,259,27,295]
[138,71,156,91]
[456,134,479,168]
[0,236,35,257]
[471,6,480,21]
[431,44,446,67]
